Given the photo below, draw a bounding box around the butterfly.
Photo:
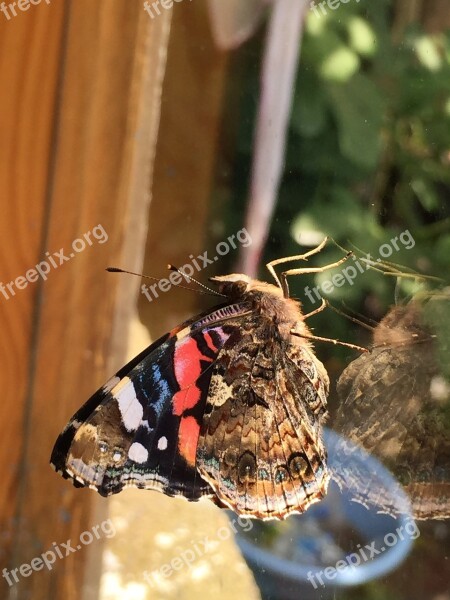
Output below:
[51,239,356,520]
[330,292,450,520]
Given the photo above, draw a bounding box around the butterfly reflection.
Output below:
[330,292,450,520]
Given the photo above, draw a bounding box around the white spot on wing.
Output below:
[113,451,123,462]
[113,376,143,432]
[157,436,168,451]
[128,442,149,463]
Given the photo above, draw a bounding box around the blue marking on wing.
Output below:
[149,363,172,416]
[134,361,173,419]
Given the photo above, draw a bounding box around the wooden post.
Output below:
[0,2,170,598]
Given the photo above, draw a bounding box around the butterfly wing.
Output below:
[51,302,251,500]
[196,314,330,520]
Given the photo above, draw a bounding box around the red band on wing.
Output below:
[203,330,219,353]
[172,329,231,415]
[172,337,211,415]
[172,386,201,416]
[178,416,200,466]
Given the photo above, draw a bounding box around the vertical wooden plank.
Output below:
[0,0,67,575]
[0,1,171,599]
[83,12,173,600]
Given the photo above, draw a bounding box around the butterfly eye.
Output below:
[98,442,109,454]
[216,280,248,298]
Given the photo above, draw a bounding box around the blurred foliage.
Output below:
[222,0,450,361]
[212,7,450,599]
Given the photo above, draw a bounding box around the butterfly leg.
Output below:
[279,251,353,299]
[266,237,354,298]
[293,297,367,352]
[302,297,328,320]
[291,330,367,353]
[266,237,329,292]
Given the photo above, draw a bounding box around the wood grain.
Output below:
[0,2,170,599]
[0,0,67,579]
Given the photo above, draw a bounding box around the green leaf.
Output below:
[415,35,443,71]
[320,46,360,81]
[291,189,381,243]
[348,16,378,57]
[411,178,440,211]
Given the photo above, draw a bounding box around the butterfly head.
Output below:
[209,273,287,300]
[209,274,251,299]
[209,274,305,336]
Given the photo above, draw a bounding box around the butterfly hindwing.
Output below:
[196,313,330,519]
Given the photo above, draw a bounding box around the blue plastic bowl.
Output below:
[233,428,416,600]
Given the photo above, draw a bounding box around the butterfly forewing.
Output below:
[51,303,251,500]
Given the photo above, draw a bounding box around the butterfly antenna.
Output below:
[107,267,160,280]
[167,264,226,297]
[106,267,218,297]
